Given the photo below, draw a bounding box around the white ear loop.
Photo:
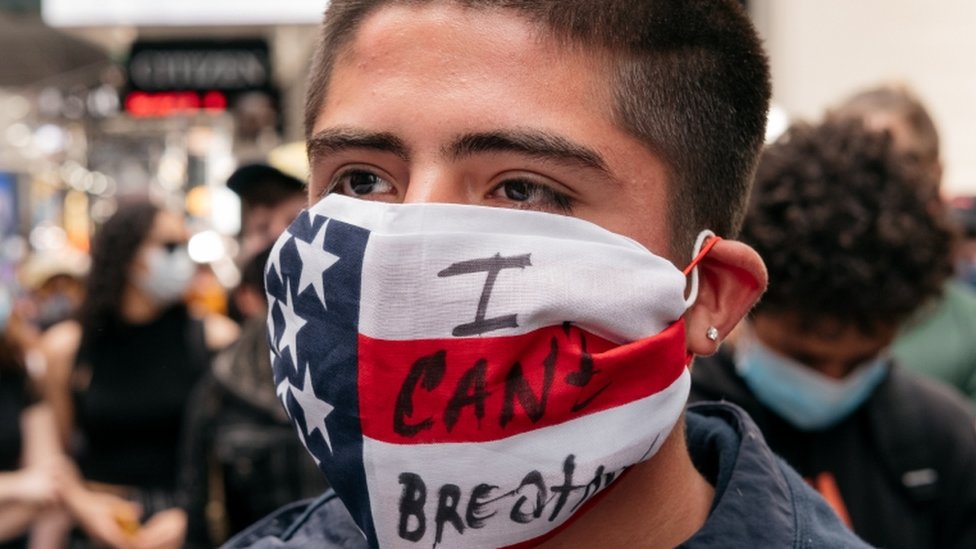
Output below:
[684,229,716,308]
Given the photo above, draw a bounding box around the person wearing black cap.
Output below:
[226,163,306,264]
[179,167,325,548]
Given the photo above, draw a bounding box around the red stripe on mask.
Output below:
[356,320,687,444]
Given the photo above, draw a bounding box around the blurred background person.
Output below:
[41,199,238,548]
[225,163,305,272]
[0,304,64,548]
[179,159,315,547]
[951,195,976,290]
[0,286,135,549]
[180,245,327,548]
[690,118,976,549]
[8,251,90,409]
[221,163,305,327]
[17,250,89,335]
[829,84,976,405]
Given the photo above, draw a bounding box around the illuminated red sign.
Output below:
[124,90,228,118]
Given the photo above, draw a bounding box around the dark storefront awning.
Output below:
[0,13,110,88]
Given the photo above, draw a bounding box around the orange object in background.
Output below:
[113,504,141,537]
[185,264,228,316]
[808,472,852,528]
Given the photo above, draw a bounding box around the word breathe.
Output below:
[397,454,623,547]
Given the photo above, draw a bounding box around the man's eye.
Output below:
[331,170,394,197]
[501,180,531,202]
[492,179,574,213]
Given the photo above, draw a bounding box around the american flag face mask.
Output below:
[266,194,709,548]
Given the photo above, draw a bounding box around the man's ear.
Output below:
[685,239,767,357]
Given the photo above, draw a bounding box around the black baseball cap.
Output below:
[226,163,306,206]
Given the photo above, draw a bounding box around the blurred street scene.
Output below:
[1,1,975,548]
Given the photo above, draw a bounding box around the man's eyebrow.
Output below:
[446,130,610,173]
[307,127,409,161]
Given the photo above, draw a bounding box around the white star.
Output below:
[276,374,322,466]
[267,302,281,356]
[275,377,292,415]
[295,427,319,466]
[291,365,335,456]
[266,233,289,282]
[278,279,306,369]
[294,218,339,307]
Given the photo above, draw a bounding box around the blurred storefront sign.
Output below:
[122,39,276,121]
[123,90,227,118]
[127,40,271,92]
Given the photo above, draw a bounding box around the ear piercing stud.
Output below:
[706,326,720,342]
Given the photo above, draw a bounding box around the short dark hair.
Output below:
[742,119,956,335]
[305,0,771,255]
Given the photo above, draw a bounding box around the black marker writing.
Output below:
[398,473,427,542]
[444,359,489,432]
[466,484,498,529]
[438,253,531,337]
[394,352,446,437]
[500,337,558,428]
[395,454,627,545]
[564,327,612,413]
[393,327,610,438]
[435,484,465,546]
[510,470,548,524]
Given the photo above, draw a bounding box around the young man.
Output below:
[224,1,867,547]
[691,119,976,548]
[829,85,976,406]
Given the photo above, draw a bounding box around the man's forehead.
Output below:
[308,1,675,259]
[350,3,539,47]
[330,2,605,95]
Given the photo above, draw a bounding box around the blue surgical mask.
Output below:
[734,334,889,431]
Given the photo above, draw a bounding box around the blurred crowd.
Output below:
[1,162,323,549]
[1,82,975,549]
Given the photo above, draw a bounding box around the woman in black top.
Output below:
[42,200,238,549]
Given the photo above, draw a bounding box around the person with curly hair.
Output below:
[829,84,976,406]
[690,118,976,549]
[40,199,238,548]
